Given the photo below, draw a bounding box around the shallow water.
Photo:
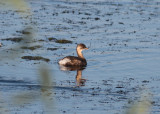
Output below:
[0,0,160,113]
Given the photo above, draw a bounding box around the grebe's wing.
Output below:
[59,56,86,66]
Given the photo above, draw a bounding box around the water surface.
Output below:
[0,0,160,113]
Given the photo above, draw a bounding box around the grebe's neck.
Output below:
[77,49,85,59]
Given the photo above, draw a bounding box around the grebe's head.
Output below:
[77,43,88,51]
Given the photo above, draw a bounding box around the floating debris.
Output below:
[48,37,57,41]
[21,56,50,62]
[71,37,77,39]
[142,80,149,83]
[47,47,65,51]
[47,48,58,51]
[55,39,72,44]
[1,37,24,42]
[38,39,45,42]
[21,45,42,50]
[22,30,31,34]
[119,22,124,25]
[48,37,72,44]
[95,17,100,20]
[16,30,31,34]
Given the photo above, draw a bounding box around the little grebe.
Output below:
[58,43,88,66]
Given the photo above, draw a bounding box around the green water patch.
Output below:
[21,56,50,62]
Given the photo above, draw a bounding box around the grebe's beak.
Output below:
[85,48,89,50]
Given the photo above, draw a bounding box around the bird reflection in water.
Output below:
[59,65,86,86]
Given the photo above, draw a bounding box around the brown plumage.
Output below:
[58,44,88,66]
